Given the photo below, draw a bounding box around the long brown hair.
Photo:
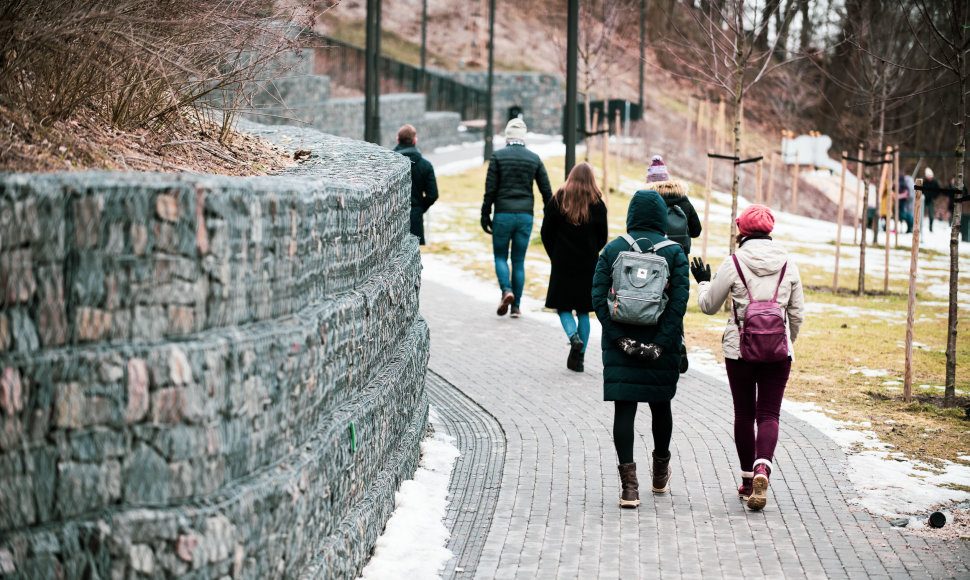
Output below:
[555,162,603,225]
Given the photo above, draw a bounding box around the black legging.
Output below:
[612,400,672,464]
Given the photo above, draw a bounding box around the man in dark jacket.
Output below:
[394,124,438,245]
[480,118,553,318]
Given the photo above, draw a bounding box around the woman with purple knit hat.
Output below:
[690,204,805,511]
[639,155,701,372]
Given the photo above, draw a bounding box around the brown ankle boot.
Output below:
[651,451,672,493]
[746,461,771,511]
[617,463,640,508]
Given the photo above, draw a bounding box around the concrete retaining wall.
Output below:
[0,127,429,579]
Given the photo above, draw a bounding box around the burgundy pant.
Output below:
[724,357,792,472]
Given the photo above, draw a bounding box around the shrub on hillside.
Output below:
[0,0,309,140]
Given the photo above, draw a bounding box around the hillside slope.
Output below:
[316,1,839,220]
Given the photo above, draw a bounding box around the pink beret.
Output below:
[736,204,775,236]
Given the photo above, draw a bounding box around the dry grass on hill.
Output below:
[0,0,305,176]
[0,104,292,176]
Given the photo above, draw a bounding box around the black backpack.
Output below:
[666,204,690,254]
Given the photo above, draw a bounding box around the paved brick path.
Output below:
[421,277,970,579]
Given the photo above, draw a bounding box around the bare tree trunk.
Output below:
[755,0,780,51]
[728,11,745,256]
[798,0,812,51]
[944,37,966,407]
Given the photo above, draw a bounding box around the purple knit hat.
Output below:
[646,155,670,182]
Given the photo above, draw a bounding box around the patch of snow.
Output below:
[686,346,727,382]
[358,407,460,580]
[848,367,889,377]
[781,400,970,517]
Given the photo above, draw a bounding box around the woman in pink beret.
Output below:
[689,204,805,511]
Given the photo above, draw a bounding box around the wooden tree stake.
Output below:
[614,109,622,193]
[882,146,892,292]
[686,95,694,144]
[859,173,870,295]
[904,181,924,403]
[853,143,864,244]
[756,156,763,204]
[602,110,609,195]
[767,152,777,206]
[702,155,713,262]
[834,151,848,293]
[893,146,901,247]
[717,99,726,153]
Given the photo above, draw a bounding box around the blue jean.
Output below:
[558,310,590,353]
[491,213,533,307]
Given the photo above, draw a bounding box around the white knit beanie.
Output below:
[505,118,527,140]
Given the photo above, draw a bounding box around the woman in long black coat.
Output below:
[541,162,608,372]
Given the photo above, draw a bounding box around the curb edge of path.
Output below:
[428,369,508,579]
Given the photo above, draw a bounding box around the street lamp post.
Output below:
[639,0,645,113]
[484,0,496,160]
[420,0,427,77]
[364,0,382,144]
[565,0,578,177]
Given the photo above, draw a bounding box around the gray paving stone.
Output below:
[422,278,970,579]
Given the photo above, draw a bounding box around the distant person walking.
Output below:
[541,162,608,372]
[691,204,804,511]
[591,190,689,508]
[897,175,914,234]
[481,118,554,318]
[394,124,438,245]
[641,155,701,372]
[923,167,941,233]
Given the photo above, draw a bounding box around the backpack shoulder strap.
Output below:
[731,255,748,328]
[731,255,751,294]
[651,240,679,253]
[771,262,789,302]
[620,234,642,253]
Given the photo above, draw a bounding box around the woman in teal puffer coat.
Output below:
[591,190,690,508]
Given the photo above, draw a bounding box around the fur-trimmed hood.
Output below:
[644,179,690,200]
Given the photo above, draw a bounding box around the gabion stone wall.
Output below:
[0,130,430,579]
[441,71,565,136]
[246,49,471,151]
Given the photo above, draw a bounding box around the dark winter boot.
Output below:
[617,463,640,508]
[737,471,754,500]
[575,351,585,372]
[651,451,672,493]
[746,460,772,511]
[566,333,584,372]
[497,290,514,316]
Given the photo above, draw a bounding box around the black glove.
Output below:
[690,257,711,283]
[481,214,492,234]
[615,337,663,361]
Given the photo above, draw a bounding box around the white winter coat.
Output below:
[696,238,805,360]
